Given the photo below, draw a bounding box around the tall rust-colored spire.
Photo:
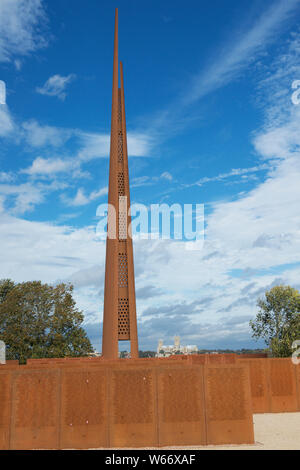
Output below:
[102,9,139,359]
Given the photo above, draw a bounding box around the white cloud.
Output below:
[0,172,15,183]
[77,131,153,161]
[132,172,174,188]
[161,171,173,181]
[127,132,153,157]
[36,74,76,101]
[190,164,270,187]
[22,156,73,177]
[76,132,110,160]
[62,186,108,207]
[0,105,14,136]
[0,180,68,215]
[182,0,300,106]
[22,120,72,147]
[14,59,22,70]
[0,0,47,63]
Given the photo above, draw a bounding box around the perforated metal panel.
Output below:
[61,369,108,449]
[270,360,293,397]
[0,372,11,450]
[207,368,246,421]
[241,359,270,413]
[118,172,125,196]
[118,196,127,240]
[110,368,157,447]
[157,366,206,446]
[118,90,122,124]
[118,298,130,339]
[1,357,259,448]
[161,370,202,423]
[269,359,298,412]
[11,370,60,449]
[14,373,57,428]
[118,131,123,162]
[296,364,300,411]
[118,253,128,287]
[205,365,254,445]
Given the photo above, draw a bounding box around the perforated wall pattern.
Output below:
[118,172,125,196]
[118,298,130,338]
[112,370,153,424]
[118,91,122,123]
[118,131,123,162]
[118,196,127,240]
[270,360,293,397]
[207,368,247,421]
[118,253,128,287]
[161,370,202,423]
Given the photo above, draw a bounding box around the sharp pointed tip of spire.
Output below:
[115,8,118,30]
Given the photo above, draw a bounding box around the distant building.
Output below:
[156,336,198,357]
[118,351,131,358]
[88,351,102,357]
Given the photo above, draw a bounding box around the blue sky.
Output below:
[1,0,300,352]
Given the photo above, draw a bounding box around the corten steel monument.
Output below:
[102,9,139,359]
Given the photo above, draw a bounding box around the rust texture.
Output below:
[204,364,254,445]
[102,8,138,359]
[238,358,299,413]
[296,363,300,411]
[157,365,207,446]
[0,358,255,449]
[238,359,270,413]
[268,358,298,412]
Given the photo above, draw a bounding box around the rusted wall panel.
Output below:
[191,354,206,364]
[205,365,254,445]
[2,358,259,448]
[222,354,237,364]
[296,364,300,411]
[60,368,108,449]
[237,353,268,359]
[268,359,298,413]
[239,359,270,413]
[157,366,206,447]
[0,371,12,450]
[206,354,223,365]
[10,369,60,449]
[110,368,157,447]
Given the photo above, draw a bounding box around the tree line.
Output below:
[0,280,299,362]
[0,280,94,363]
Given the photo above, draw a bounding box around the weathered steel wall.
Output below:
[0,358,254,449]
[238,358,300,413]
[296,362,300,411]
[204,364,254,445]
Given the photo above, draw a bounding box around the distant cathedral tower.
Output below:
[102,9,139,359]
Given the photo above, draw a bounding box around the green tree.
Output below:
[0,280,94,363]
[0,279,15,303]
[250,285,300,357]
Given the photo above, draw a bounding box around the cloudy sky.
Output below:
[1,0,300,352]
